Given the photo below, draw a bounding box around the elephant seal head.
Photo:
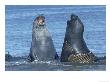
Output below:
[67,14,84,34]
[33,15,45,27]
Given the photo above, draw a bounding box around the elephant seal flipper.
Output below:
[61,14,95,63]
[28,15,56,62]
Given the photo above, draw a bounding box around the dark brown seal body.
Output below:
[61,14,95,63]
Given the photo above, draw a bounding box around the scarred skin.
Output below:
[61,14,95,63]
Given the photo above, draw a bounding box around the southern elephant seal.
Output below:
[61,14,96,63]
[28,15,56,62]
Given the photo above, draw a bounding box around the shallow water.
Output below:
[5,5,106,71]
[5,56,106,71]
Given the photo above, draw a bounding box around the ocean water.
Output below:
[5,5,106,71]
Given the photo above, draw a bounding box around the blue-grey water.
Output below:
[5,5,106,71]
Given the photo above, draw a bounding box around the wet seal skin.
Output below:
[28,15,56,62]
[61,14,96,63]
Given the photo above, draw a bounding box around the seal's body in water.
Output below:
[29,15,56,62]
[61,14,95,63]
